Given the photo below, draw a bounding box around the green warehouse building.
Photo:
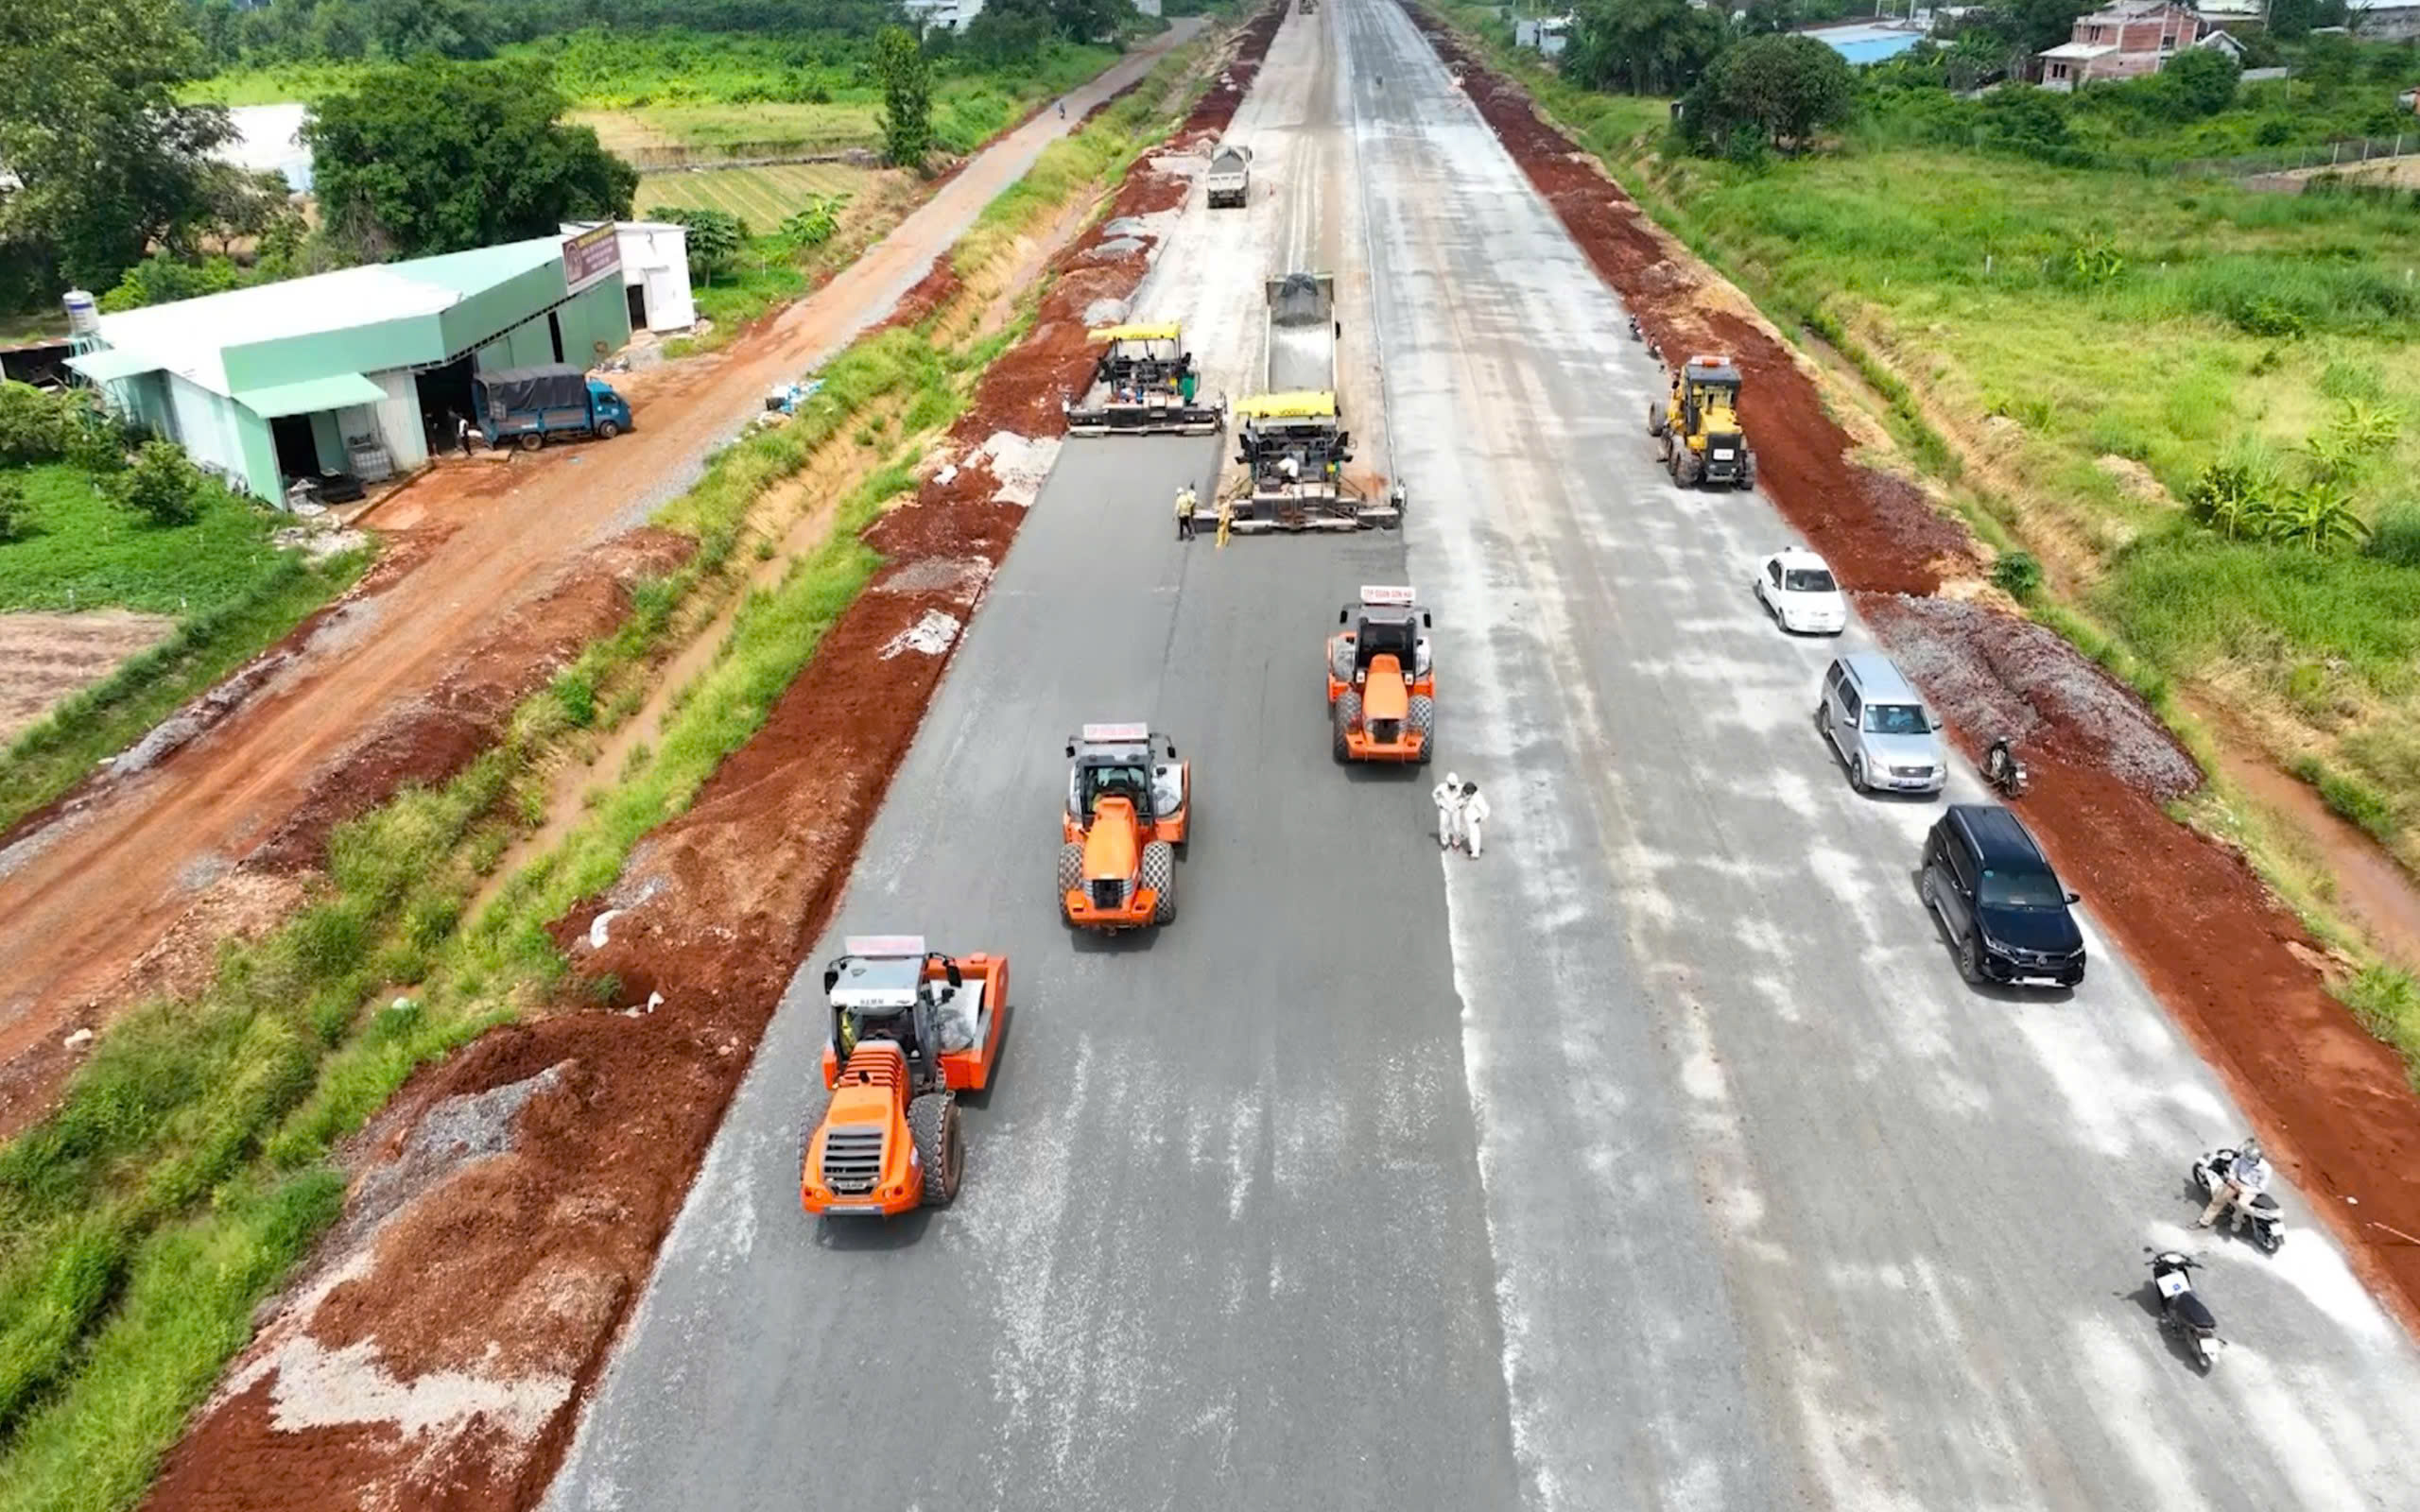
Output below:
[66,225,631,502]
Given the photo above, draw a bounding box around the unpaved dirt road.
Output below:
[0,26,1198,1115]
[548,4,2420,1509]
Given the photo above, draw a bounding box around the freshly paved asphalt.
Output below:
[547,4,2420,1509]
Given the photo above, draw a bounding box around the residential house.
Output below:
[2190,0,2266,31]
[2036,0,2204,91]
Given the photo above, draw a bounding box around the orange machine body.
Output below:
[1326,587,1435,765]
[801,947,1007,1217]
[1060,724,1189,931]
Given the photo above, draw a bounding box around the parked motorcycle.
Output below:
[2192,1146,2286,1254]
[2149,1250,2225,1373]
[1984,735,2029,798]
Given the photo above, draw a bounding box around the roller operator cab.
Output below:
[1326,586,1435,764]
[1059,723,1190,931]
[800,936,1009,1217]
[1648,354,1754,490]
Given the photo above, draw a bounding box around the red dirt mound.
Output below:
[1405,3,2420,1339]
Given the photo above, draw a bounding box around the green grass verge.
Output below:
[0,25,1226,1504]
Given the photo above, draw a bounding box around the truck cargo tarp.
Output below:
[475,365,587,413]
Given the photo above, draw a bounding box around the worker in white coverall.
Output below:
[1432,771,1464,851]
[2196,1137,2272,1233]
[1461,781,1491,858]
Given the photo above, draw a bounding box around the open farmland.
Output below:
[635,163,884,227]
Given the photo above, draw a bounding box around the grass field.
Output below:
[192,30,1122,160]
[634,163,881,226]
[0,459,366,832]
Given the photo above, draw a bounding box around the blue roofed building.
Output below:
[1803,21,1928,65]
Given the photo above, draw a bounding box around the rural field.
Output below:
[191,29,1125,161]
[634,162,884,227]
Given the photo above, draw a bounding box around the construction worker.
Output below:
[1461,781,1491,858]
[1176,484,1197,541]
[1432,771,1464,851]
[1216,493,1233,548]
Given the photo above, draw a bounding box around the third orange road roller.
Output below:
[1326,585,1434,765]
[1059,723,1190,932]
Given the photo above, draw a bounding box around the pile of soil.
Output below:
[1409,5,2420,1336]
[139,12,1287,1511]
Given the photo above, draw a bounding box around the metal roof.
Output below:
[234,371,388,418]
[91,236,567,396]
[65,348,164,385]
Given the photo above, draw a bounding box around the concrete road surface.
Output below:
[546,3,2420,1508]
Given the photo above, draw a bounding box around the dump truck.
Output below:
[1648,353,1755,490]
[1326,586,1434,765]
[800,936,1008,1217]
[473,364,632,452]
[1206,143,1252,209]
[1215,273,1406,534]
[1059,723,1189,932]
[1063,325,1223,436]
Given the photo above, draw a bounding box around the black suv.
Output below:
[1921,804,2086,988]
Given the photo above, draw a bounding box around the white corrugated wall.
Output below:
[367,367,428,471]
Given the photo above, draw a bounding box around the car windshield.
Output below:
[1979,869,2068,910]
[1863,702,1930,735]
[1783,568,1837,593]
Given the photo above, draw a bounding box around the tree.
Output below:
[1567,0,1730,95]
[117,439,204,527]
[0,0,240,302]
[873,26,934,170]
[646,205,749,283]
[2160,46,2240,118]
[965,0,1055,65]
[0,476,29,545]
[1048,0,1125,43]
[304,60,638,258]
[2010,0,2092,55]
[1700,34,1855,155]
[369,0,494,60]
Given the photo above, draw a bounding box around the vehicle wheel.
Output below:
[1958,933,1983,986]
[517,432,544,453]
[595,419,621,440]
[2261,1228,2285,1256]
[1849,756,1869,794]
[1333,690,1359,764]
[1143,841,1176,924]
[1677,450,1703,488]
[1408,696,1435,765]
[1740,451,1757,490]
[909,1093,962,1208]
[1647,401,1668,438]
[1057,841,1083,921]
[1329,639,1354,682]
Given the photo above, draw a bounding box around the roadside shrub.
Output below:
[2185,459,2273,539]
[0,382,71,466]
[116,440,204,527]
[1992,550,2043,599]
[2366,502,2420,569]
[0,476,29,543]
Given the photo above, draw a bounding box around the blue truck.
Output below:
[474,364,633,451]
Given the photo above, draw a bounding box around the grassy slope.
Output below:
[0,30,1224,1509]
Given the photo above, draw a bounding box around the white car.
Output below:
[1754,547,1847,635]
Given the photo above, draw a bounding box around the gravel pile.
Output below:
[1863,594,2202,800]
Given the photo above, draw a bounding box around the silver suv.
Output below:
[1818,654,1946,797]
